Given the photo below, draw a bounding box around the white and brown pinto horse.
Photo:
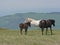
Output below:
[25,18,41,26]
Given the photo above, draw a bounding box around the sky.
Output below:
[0,0,60,16]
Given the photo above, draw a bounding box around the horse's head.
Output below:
[26,22,31,27]
[49,19,55,26]
[52,20,55,26]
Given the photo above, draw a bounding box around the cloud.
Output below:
[0,0,60,9]
[0,0,60,16]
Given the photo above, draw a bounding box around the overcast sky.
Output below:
[0,0,60,16]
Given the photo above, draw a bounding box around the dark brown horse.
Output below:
[19,22,31,35]
[39,19,55,35]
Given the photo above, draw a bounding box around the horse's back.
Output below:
[19,23,29,29]
[31,20,41,26]
[19,23,24,28]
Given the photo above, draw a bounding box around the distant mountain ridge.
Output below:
[48,12,60,14]
[0,12,60,30]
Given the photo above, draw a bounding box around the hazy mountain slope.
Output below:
[0,12,60,30]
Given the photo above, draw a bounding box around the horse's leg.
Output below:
[50,27,52,35]
[46,28,48,35]
[41,28,44,35]
[20,28,23,35]
[25,28,27,35]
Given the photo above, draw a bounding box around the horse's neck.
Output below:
[28,18,36,21]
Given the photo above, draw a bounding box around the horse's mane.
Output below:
[26,18,36,20]
[25,18,42,22]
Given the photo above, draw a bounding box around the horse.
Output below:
[25,18,41,26]
[25,18,55,35]
[19,22,31,35]
[39,19,55,35]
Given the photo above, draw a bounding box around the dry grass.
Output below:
[0,29,60,45]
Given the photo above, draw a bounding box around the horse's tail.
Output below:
[53,20,55,26]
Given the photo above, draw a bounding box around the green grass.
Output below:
[0,29,60,45]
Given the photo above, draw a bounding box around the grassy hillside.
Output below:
[0,29,60,45]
